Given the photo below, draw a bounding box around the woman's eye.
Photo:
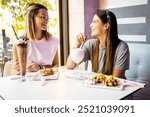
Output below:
[42,16,46,19]
[41,16,46,19]
[39,15,49,20]
[93,20,97,23]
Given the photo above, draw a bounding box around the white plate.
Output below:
[39,72,59,80]
[26,72,39,77]
[26,68,59,81]
[63,69,97,80]
[83,77,146,90]
[83,78,124,91]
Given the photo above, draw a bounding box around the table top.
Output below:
[123,83,150,100]
[0,68,146,100]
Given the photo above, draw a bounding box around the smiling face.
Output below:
[35,9,49,31]
[90,14,107,38]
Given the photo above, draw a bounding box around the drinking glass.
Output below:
[17,43,27,81]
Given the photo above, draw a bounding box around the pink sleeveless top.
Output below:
[26,36,58,65]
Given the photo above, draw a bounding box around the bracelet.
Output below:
[39,65,43,69]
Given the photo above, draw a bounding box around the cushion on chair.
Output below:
[125,43,150,84]
[3,60,19,76]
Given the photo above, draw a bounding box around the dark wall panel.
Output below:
[84,0,99,38]
[106,1,150,43]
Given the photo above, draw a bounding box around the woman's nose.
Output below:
[89,23,92,27]
[43,20,49,24]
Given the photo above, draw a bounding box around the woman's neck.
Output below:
[35,30,43,40]
[98,34,107,48]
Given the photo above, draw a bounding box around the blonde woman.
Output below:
[4,3,59,76]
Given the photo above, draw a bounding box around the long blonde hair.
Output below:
[25,3,51,41]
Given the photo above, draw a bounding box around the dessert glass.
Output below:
[16,36,28,81]
[70,48,84,64]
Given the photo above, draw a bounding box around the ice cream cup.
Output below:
[70,48,84,64]
[16,37,28,81]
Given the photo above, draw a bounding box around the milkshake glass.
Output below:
[16,36,28,81]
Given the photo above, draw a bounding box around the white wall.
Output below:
[68,0,84,48]
[68,0,85,69]
[99,0,148,9]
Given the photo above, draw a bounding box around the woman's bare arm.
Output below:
[52,49,59,66]
[12,44,18,60]
[12,44,20,71]
[66,33,86,69]
[112,69,125,78]
[66,55,77,69]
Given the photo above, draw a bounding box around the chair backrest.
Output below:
[125,43,150,84]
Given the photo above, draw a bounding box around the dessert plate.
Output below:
[26,68,59,81]
[83,78,123,90]
[63,69,97,80]
[39,72,59,80]
[83,77,145,91]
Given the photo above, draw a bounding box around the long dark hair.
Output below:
[93,10,120,75]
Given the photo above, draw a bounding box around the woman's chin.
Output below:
[41,26,47,30]
[91,34,96,37]
[42,28,47,31]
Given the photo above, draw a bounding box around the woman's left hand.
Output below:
[27,63,40,72]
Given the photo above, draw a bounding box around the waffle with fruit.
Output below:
[104,75,118,86]
[40,68,54,76]
[92,73,118,87]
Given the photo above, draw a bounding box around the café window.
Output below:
[0,0,60,76]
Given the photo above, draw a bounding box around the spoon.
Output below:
[80,36,87,49]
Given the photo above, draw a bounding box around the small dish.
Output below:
[26,68,59,81]
[39,72,59,80]
[83,78,123,90]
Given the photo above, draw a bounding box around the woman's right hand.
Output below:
[27,63,41,72]
[74,33,86,48]
[66,33,86,69]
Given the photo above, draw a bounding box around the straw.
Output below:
[11,25,19,40]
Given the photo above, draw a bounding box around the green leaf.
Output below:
[1,0,58,35]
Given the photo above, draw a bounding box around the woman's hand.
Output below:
[12,60,20,71]
[27,63,41,72]
[74,33,86,48]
